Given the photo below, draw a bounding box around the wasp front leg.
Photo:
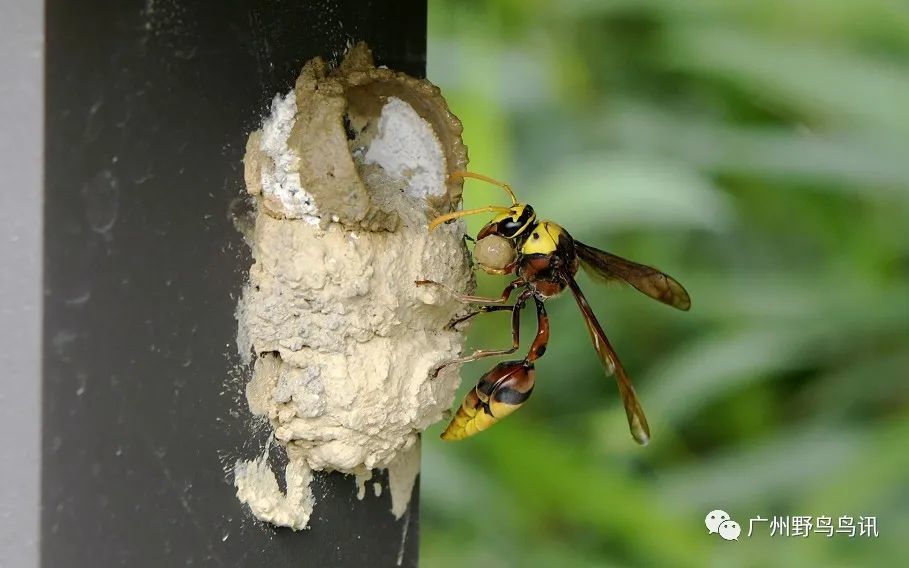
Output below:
[440,360,536,440]
[414,278,524,305]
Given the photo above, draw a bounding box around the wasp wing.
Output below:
[574,240,691,311]
[566,276,651,445]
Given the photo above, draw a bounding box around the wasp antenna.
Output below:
[428,205,511,232]
[450,171,518,205]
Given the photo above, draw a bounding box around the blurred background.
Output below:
[422,1,909,566]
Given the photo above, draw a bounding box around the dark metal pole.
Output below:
[43,1,425,566]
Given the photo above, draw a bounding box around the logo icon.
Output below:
[705,509,730,534]
[706,510,740,541]
[718,520,741,541]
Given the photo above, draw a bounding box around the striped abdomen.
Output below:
[441,360,536,440]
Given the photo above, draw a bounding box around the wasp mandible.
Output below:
[417,171,691,444]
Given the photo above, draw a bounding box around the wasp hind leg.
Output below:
[432,295,528,378]
[441,295,550,440]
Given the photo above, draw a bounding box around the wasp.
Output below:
[417,171,691,444]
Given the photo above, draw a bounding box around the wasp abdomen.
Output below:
[440,360,535,440]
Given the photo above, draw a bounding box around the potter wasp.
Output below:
[417,172,690,444]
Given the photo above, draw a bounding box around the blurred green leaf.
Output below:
[603,103,909,196]
[664,26,909,135]
[536,154,735,233]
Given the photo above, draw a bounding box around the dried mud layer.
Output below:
[233,43,474,530]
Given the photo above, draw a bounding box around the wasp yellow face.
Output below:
[479,204,537,239]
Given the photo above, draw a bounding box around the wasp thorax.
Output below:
[474,234,516,273]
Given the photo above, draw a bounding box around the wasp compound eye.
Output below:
[496,218,521,237]
[497,205,535,238]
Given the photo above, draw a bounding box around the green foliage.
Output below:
[425,0,909,565]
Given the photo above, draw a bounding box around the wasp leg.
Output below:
[441,295,549,440]
[526,296,550,362]
[446,304,511,330]
[432,291,532,378]
[414,278,523,305]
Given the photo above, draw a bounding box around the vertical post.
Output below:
[0,1,42,567]
[43,1,425,566]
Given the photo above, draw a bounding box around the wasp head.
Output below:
[478,204,537,240]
